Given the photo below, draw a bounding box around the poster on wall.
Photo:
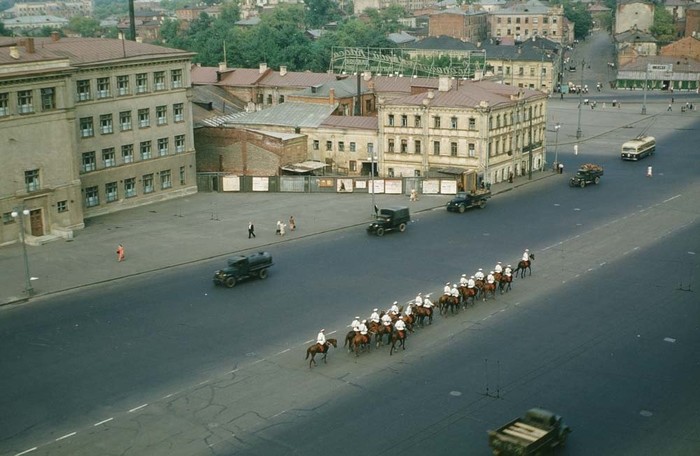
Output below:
[440,180,458,195]
[423,179,440,194]
[356,180,367,189]
[252,177,269,191]
[337,178,353,192]
[222,175,240,192]
[371,179,385,194]
[385,180,403,194]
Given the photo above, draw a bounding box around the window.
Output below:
[138,108,150,128]
[507,17,512,24]
[105,182,118,202]
[451,142,458,156]
[415,140,421,154]
[124,178,136,197]
[525,18,529,24]
[414,170,421,177]
[157,138,169,156]
[80,117,94,137]
[171,69,183,88]
[388,168,395,177]
[25,169,40,192]
[451,117,458,129]
[160,170,172,189]
[140,141,152,160]
[18,90,33,113]
[468,143,475,157]
[401,139,408,153]
[519,66,524,76]
[388,139,395,153]
[496,115,501,128]
[82,151,96,172]
[3,212,15,225]
[367,143,374,155]
[530,67,535,76]
[543,17,548,24]
[415,115,422,127]
[279,95,285,103]
[338,141,345,152]
[349,160,357,172]
[120,111,132,131]
[388,114,395,126]
[468,117,476,130]
[57,200,67,213]
[143,173,154,193]
[0,93,8,116]
[100,114,113,134]
[349,142,356,152]
[516,17,520,24]
[122,144,134,163]
[173,103,184,122]
[136,73,148,93]
[552,18,557,24]
[313,140,319,150]
[117,75,129,95]
[156,105,167,125]
[533,17,538,24]
[41,88,55,110]
[85,186,99,207]
[102,148,116,167]
[77,79,91,101]
[97,77,110,98]
[433,141,440,155]
[266,94,272,105]
[326,141,332,151]
[180,166,186,185]
[154,71,165,91]
[433,116,441,128]
[175,135,185,153]
[401,115,408,127]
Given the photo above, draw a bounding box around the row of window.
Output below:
[312,140,375,153]
[387,139,477,157]
[385,106,544,130]
[0,88,56,117]
[496,66,548,77]
[80,135,187,173]
[83,167,187,207]
[496,28,557,37]
[496,16,557,25]
[76,69,183,102]
[79,104,184,137]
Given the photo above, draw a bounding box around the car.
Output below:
[367,206,410,236]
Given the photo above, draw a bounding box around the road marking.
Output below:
[15,448,37,456]
[94,418,113,427]
[270,410,286,418]
[663,194,681,203]
[197,380,209,386]
[55,432,76,441]
[275,348,291,355]
[129,404,148,413]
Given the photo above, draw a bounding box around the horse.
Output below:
[482,281,497,301]
[306,338,337,368]
[499,274,512,293]
[344,330,357,353]
[352,333,371,357]
[368,321,392,347]
[514,254,535,278]
[460,286,478,307]
[413,305,434,326]
[401,314,415,333]
[439,294,459,315]
[389,330,406,356]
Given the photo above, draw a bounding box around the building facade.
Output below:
[615,0,655,35]
[428,8,488,43]
[489,0,569,44]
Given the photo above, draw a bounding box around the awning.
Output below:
[280,161,329,174]
[435,167,469,176]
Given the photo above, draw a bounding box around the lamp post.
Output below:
[11,207,34,296]
[576,58,584,139]
[369,152,376,217]
[554,123,561,170]
[642,64,649,115]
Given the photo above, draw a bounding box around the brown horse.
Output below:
[482,281,497,301]
[352,333,371,357]
[344,330,357,353]
[514,254,535,278]
[401,314,415,333]
[439,294,459,315]
[306,338,337,368]
[460,286,478,307]
[499,274,512,293]
[413,305,434,326]
[372,322,393,347]
[474,279,485,299]
[389,330,406,356]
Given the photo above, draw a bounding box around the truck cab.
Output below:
[367,206,410,236]
[213,251,273,288]
[446,190,490,213]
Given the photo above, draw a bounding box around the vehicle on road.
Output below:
[569,163,604,188]
[446,189,491,213]
[488,408,571,455]
[213,252,273,288]
[367,206,410,236]
[621,135,655,161]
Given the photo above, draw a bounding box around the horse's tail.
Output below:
[305,348,310,359]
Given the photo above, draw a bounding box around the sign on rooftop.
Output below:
[647,64,672,72]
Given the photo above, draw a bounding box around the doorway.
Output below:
[29,209,43,236]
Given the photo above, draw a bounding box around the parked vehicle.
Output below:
[213,252,273,288]
[367,206,410,236]
[569,163,604,188]
[621,135,655,161]
[488,408,571,455]
[446,189,491,213]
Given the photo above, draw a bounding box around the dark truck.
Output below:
[488,408,571,456]
[213,251,273,288]
[367,206,410,236]
[569,163,604,188]
[446,189,491,213]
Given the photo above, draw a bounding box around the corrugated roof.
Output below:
[205,102,338,128]
[218,67,268,86]
[372,75,444,93]
[259,71,344,88]
[191,64,219,84]
[410,36,480,51]
[320,116,378,130]
[293,78,372,98]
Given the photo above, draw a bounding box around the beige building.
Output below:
[615,0,655,35]
[379,78,548,184]
[1,35,197,246]
[490,0,570,44]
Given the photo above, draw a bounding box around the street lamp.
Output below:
[368,152,376,217]
[642,64,649,115]
[554,123,561,170]
[11,207,34,296]
[576,58,584,139]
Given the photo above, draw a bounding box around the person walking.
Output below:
[276,220,282,235]
[279,222,286,237]
[289,216,296,231]
[667,103,672,112]
[116,244,125,262]
[248,221,256,238]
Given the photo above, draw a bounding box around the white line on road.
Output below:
[128,404,148,413]
[275,348,291,355]
[663,195,681,203]
[55,432,76,441]
[197,380,209,386]
[270,410,286,418]
[94,418,113,426]
[15,447,37,456]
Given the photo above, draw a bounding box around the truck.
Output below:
[488,408,571,456]
[446,169,491,213]
[569,163,604,188]
[367,206,410,236]
[213,251,274,288]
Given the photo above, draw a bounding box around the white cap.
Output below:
[498,261,501,264]
[525,248,529,251]
[320,329,325,332]
[362,319,367,323]
[490,271,494,274]
[462,274,466,277]
[470,276,474,279]
[507,264,511,267]
[355,316,360,319]
[393,301,398,305]
[479,268,483,271]
[373,308,378,312]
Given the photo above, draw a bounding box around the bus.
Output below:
[621,136,656,161]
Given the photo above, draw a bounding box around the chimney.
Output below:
[51,31,60,42]
[25,37,35,54]
[329,88,335,105]
[438,76,450,92]
[363,70,372,81]
[280,65,287,76]
[427,90,435,99]
[218,62,226,72]
[10,46,20,59]
[136,36,143,43]
[259,62,268,74]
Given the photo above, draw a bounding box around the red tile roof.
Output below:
[320,115,378,130]
[259,71,343,88]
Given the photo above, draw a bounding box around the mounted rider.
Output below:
[459,274,468,286]
[475,268,485,281]
[370,308,380,323]
[381,312,393,327]
[422,294,434,309]
[351,316,361,332]
[316,329,326,350]
[443,282,451,295]
[504,265,513,277]
[467,276,476,288]
[358,320,368,335]
[522,249,530,262]
[389,301,400,315]
[394,318,406,334]
[414,293,423,307]
[486,271,496,284]
[494,262,503,274]
[450,284,459,298]
[405,303,413,316]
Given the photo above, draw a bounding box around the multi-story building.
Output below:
[490,0,570,44]
[3,0,93,19]
[615,0,655,35]
[428,8,488,43]
[1,35,197,245]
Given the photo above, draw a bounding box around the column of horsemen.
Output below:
[310,249,533,364]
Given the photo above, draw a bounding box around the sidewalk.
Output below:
[0,172,556,306]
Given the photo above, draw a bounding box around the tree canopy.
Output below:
[650,5,676,45]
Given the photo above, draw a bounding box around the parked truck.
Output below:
[446,169,491,213]
[213,251,273,288]
[488,408,571,456]
[569,163,604,188]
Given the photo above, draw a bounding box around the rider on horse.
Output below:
[317,329,326,351]
[505,265,512,278]
[351,316,361,332]
[451,284,459,299]
[487,271,496,284]
[370,308,380,323]
[394,318,406,335]
[522,249,530,262]
[443,282,451,295]
[423,294,434,309]
[405,304,413,317]
[494,262,503,274]
[358,320,369,335]
[468,276,476,289]
[415,293,422,307]
[459,274,468,286]
[389,301,400,315]
[381,312,392,327]
[475,268,485,281]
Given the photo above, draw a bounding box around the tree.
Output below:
[304,0,341,29]
[68,16,101,38]
[650,6,676,45]
[0,21,11,37]
[562,1,593,40]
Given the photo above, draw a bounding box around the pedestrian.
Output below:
[410,189,418,201]
[574,144,578,156]
[279,222,286,236]
[116,244,125,262]
[647,166,653,178]
[558,163,564,174]
[508,172,514,183]
[671,96,674,104]
[248,221,256,238]
[667,104,672,112]
[289,216,296,231]
[276,220,282,235]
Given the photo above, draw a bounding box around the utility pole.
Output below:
[576,58,584,139]
[528,105,533,180]
[642,64,648,115]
